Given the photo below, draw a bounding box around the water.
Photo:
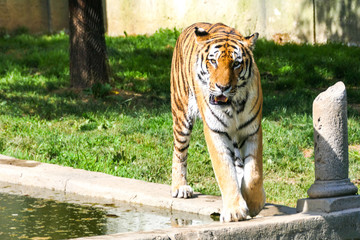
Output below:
[0,186,214,239]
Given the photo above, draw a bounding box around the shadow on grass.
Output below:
[0,32,359,120]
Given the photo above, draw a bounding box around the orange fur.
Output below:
[171,22,265,221]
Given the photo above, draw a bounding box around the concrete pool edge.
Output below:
[0,154,223,216]
[75,208,360,239]
[1,154,359,239]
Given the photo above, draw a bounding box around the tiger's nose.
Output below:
[216,83,231,93]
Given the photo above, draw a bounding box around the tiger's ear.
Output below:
[244,33,259,51]
[194,27,211,43]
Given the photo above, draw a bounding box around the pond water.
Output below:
[0,189,214,239]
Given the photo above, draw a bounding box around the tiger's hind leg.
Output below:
[239,127,266,217]
[171,110,195,199]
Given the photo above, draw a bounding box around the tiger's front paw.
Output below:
[172,185,193,199]
[220,200,249,222]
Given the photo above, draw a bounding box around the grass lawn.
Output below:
[0,29,359,207]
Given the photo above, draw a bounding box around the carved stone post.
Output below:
[307,81,357,198]
[297,82,359,213]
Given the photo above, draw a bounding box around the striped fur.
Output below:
[171,23,265,222]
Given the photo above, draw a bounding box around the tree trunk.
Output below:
[69,0,109,89]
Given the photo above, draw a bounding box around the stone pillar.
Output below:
[307,81,358,198]
[297,82,359,213]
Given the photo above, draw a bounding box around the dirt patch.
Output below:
[0,158,40,167]
[302,148,313,158]
[349,145,360,152]
[110,89,167,108]
[352,179,360,186]
[111,89,143,99]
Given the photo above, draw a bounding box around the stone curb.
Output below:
[0,154,221,216]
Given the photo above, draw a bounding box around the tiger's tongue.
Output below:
[215,95,228,103]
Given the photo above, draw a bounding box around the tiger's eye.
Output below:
[210,59,217,64]
[233,61,241,68]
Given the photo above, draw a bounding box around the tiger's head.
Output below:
[194,25,258,106]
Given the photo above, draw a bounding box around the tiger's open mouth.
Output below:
[209,94,231,105]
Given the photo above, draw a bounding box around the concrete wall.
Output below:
[104,0,313,43]
[315,0,360,45]
[0,0,68,34]
[0,0,359,45]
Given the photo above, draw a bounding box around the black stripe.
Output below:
[237,80,247,88]
[226,147,235,157]
[242,47,252,79]
[187,41,196,59]
[190,66,198,104]
[179,65,188,96]
[234,91,248,114]
[203,39,227,45]
[174,131,188,144]
[200,69,207,75]
[243,154,255,161]
[175,126,191,136]
[174,96,184,112]
[197,72,207,85]
[205,44,211,53]
[237,104,261,130]
[236,100,246,114]
[171,106,176,116]
[178,130,191,136]
[248,122,261,137]
[180,118,192,131]
[250,87,260,112]
[197,56,209,85]
[238,123,261,149]
[239,65,246,79]
[247,58,253,78]
[243,46,251,59]
[175,144,190,152]
[208,23,222,32]
[210,128,232,141]
[178,55,189,96]
[186,117,194,131]
[185,45,196,73]
[229,39,240,45]
[224,109,233,118]
[244,59,250,79]
[174,151,187,162]
[183,30,193,43]
[238,139,246,149]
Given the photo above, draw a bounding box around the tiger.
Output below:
[170,22,265,222]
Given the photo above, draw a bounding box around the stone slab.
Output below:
[297,195,360,213]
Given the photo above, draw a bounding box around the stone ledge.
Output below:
[296,195,360,213]
[74,208,360,240]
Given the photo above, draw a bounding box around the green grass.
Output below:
[0,29,359,207]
